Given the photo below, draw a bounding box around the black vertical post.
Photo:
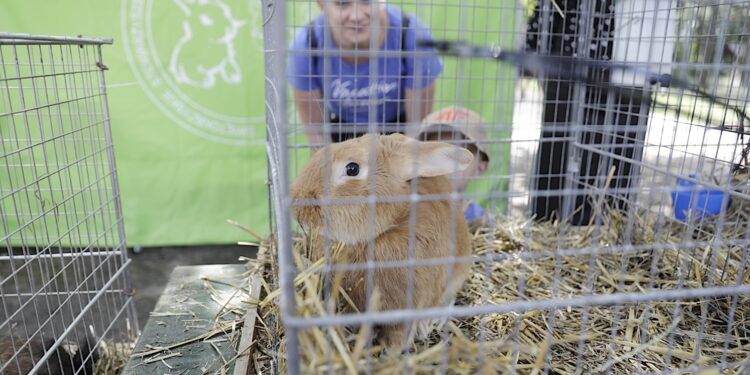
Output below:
[525,0,650,224]
[525,0,580,222]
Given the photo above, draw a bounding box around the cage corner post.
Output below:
[96,41,142,337]
[261,0,299,374]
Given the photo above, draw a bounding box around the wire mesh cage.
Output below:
[260,0,750,373]
[0,33,138,374]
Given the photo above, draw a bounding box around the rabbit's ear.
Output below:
[395,139,474,180]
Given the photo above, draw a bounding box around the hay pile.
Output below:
[94,340,134,375]
[247,177,750,374]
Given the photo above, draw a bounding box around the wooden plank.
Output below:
[122,264,249,375]
[232,257,263,375]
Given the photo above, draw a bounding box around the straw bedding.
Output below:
[245,182,750,374]
[94,340,134,375]
[111,169,735,374]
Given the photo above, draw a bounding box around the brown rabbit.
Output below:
[290,133,474,349]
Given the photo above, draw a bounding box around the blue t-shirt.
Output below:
[287,5,443,125]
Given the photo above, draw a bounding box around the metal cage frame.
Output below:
[1,32,138,375]
[263,1,750,374]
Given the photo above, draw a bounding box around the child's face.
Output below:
[319,0,386,50]
[424,132,488,193]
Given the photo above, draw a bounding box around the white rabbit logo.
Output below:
[169,0,246,88]
[123,0,281,144]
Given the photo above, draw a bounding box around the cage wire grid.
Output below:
[0,33,138,374]
[261,0,750,374]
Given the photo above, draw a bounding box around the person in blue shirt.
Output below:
[287,1,444,150]
[417,106,491,224]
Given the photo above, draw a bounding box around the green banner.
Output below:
[3,1,272,247]
[2,1,516,247]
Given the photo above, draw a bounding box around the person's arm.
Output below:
[293,88,325,152]
[288,21,326,152]
[404,81,436,125]
[402,15,441,127]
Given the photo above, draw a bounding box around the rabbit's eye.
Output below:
[345,162,359,177]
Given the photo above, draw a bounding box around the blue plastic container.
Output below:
[671,175,729,221]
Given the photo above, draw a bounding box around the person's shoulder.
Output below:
[291,14,325,45]
[385,4,419,29]
[384,4,402,22]
[387,6,431,28]
[386,6,433,44]
[409,13,432,35]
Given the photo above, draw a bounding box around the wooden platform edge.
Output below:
[233,247,266,375]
